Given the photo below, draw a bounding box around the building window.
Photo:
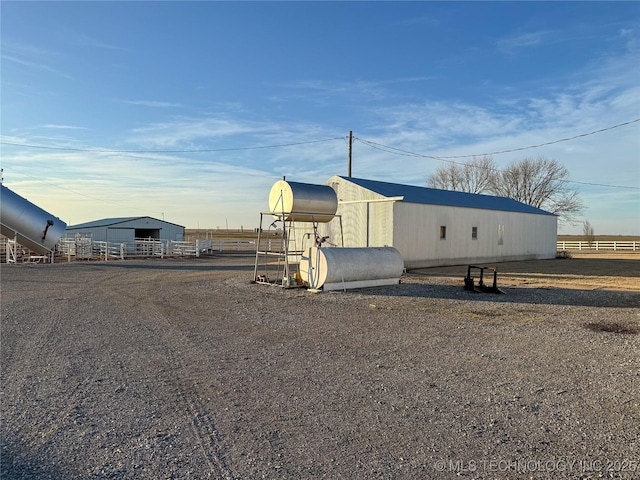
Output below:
[498,224,504,246]
[472,226,478,240]
[440,226,447,240]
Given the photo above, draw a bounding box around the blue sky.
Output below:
[1,1,639,234]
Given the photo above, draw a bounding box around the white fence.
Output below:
[6,236,637,263]
[54,237,259,261]
[557,241,638,251]
[1,235,276,263]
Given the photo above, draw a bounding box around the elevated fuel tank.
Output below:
[268,179,338,223]
[0,184,67,254]
[299,246,404,291]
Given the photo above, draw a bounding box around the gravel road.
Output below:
[1,255,639,479]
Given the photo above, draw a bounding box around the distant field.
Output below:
[185,229,261,241]
[558,234,640,242]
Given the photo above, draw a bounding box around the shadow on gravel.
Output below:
[411,258,640,278]
[97,262,255,272]
[0,445,69,480]
[585,320,640,334]
[361,282,640,309]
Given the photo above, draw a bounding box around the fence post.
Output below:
[219,240,223,252]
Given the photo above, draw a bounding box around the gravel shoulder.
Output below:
[1,254,639,479]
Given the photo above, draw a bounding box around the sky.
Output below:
[1,1,639,235]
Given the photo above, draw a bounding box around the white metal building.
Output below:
[323,176,557,268]
[64,217,185,244]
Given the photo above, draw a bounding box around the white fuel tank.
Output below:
[0,184,67,254]
[300,246,404,291]
[268,179,337,223]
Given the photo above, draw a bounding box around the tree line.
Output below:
[427,156,584,225]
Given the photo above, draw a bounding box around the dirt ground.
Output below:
[1,252,638,479]
[411,252,640,292]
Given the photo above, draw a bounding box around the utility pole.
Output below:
[348,130,353,177]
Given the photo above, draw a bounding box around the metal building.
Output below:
[323,176,557,268]
[65,217,185,244]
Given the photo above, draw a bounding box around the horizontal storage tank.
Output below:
[269,179,338,223]
[0,184,67,254]
[299,246,404,291]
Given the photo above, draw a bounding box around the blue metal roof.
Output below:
[67,216,185,229]
[67,217,172,230]
[338,176,555,216]
[66,217,144,229]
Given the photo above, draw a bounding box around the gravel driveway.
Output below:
[1,255,639,479]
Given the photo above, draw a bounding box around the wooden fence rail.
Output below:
[557,241,637,251]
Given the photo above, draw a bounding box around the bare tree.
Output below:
[488,157,584,224]
[427,156,496,194]
[427,155,584,225]
[583,220,595,248]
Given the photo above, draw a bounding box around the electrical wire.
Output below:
[0,165,166,216]
[355,118,640,190]
[0,136,345,153]
[3,119,638,191]
[356,118,640,160]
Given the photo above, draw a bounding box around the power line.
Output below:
[1,165,166,216]
[3,119,638,191]
[357,137,640,189]
[0,136,346,153]
[355,119,640,190]
[356,118,640,160]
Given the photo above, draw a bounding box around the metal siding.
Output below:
[107,228,135,243]
[325,176,557,267]
[323,177,386,248]
[334,201,367,247]
[65,218,185,243]
[369,201,394,247]
[394,202,557,268]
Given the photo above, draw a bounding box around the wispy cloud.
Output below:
[120,99,183,108]
[1,53,73,80]
[392,15,440,28]
[74,33,121,50]
[497,30,549,53]
[39,124,88,130]
[269,77,424,105]
[618,26,637,51]
[126,116,267,149]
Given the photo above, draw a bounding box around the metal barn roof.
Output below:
[337,176,556,216]
[67,216,185,229]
